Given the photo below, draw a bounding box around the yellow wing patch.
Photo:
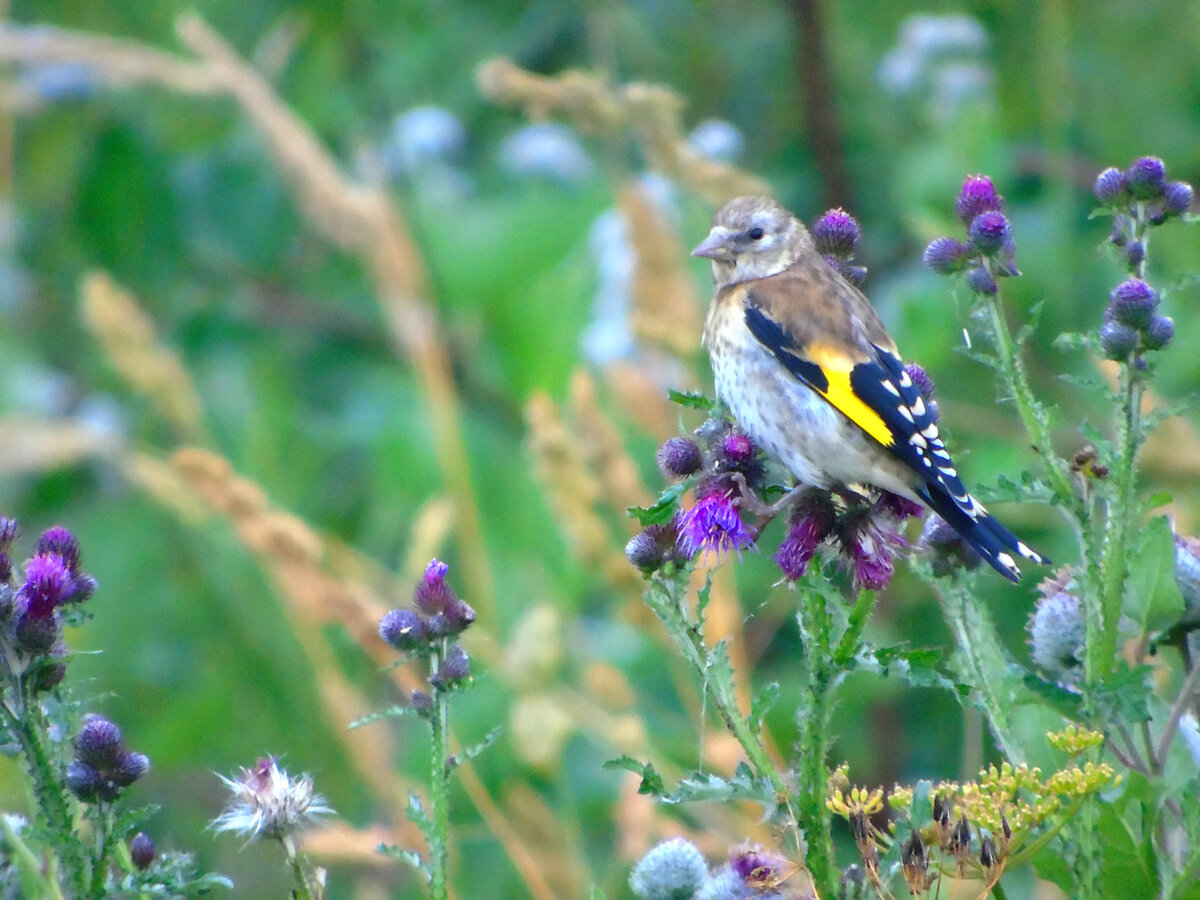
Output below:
[806,344,894,447]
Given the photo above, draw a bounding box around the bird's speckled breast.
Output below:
[704,299,917,497]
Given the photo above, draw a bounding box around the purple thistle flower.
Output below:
[677,488,755,559]
[1124,241,1145,269]
[379,608,427,651]
[1098,320,1138,360]
[656,437,703,479]
[76,715,124,768]
[1125,156,1166,200]
[965,265,998,296]
[0,517,18,549]
[878,491,925,521]
[431,643,471,689]
[1164,181,1193,217]
[626,516,686,573]
[1144,315,1174,351]
[812,208,861,258]
[1106,278,1158,328]
[130,833,155,871]
[839,262,868,287]
[967,211,1013,254]
[775,493,836,581]
[839,516,904,591]
[37,526,80,573]
[730,844,788,886]
[955,174,1003,226]
[919,514,982,576]
[21,552,73,619]
[414,557,456,615]
[922,236,970,275]
[1093,167,1127,205]
[902,362,936,401]
[721,433,755,466]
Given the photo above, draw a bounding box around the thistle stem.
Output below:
[4,684,88,896]
[428,645,452,900]
[980,290,1079,515]
[794,585,838,894]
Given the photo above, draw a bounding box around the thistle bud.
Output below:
[923,236,970,275]
[656,437,703,479]
[1093,167,1127,205]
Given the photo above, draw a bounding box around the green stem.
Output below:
[89,804,115,898]
[282,835,314,900]
[980,291,1079,515]
[938,578,1024,764]
[428,645,452,900]
[1093,364,1144,682]
[644,574,791,807]
[1005,793,1088,869]
[4,686,88,896]
[795,586,837,895]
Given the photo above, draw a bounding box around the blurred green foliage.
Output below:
[0,1,1197,897]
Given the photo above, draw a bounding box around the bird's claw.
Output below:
[731,474,802,521]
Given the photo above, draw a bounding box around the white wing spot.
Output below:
[883,381,901,397]
[922,457,932,467]
[938,465,957,478]
[898,371,913,387]
[922,425,939,440]
[911,396,926,417]
[996,552,1017,572]
[909,433,928,449]
[899,406,914,423]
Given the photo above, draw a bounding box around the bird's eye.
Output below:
[748,227,765,241]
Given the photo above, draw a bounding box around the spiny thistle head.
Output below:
[211,756,333,842]
[628,837,707,900]
[955,174,1003,225]
[812,208,861,258]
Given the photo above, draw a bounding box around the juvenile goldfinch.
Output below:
[692,195,1047,582]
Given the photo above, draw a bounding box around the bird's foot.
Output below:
[731,474,802,521]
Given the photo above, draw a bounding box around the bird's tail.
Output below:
[916,485,1049,582]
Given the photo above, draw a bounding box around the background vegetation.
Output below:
[0,1,1197,896]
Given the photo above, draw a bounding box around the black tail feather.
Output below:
[916,485,1049,583]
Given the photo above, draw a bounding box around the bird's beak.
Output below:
[691,227,734,261]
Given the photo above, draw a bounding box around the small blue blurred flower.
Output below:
[687,119,745,163]
[384,106,466,173]
[498,122,595,185]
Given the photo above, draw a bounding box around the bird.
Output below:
[691,195,1047,582]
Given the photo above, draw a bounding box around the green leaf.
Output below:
[628,482,687,526]
[603,756,666,795]
[1141,491,1173,514]
[696,571,714,624]
[1094,664,1153,723]
[379,843,428,877]
[860,644,969,696]
[1127,516,1185,637]
[749,682,780,736]
[451,726,502,769]
[1096,775,1161,900]
[406,790,432,832]
[1052,331,1094,352]
[1022,673,1083,719]
[668,389,715,411]
[706,639,741,714]
[348,705,418,729]
[667,762,775,808]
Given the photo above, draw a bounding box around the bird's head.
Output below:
[691,195,813,285]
